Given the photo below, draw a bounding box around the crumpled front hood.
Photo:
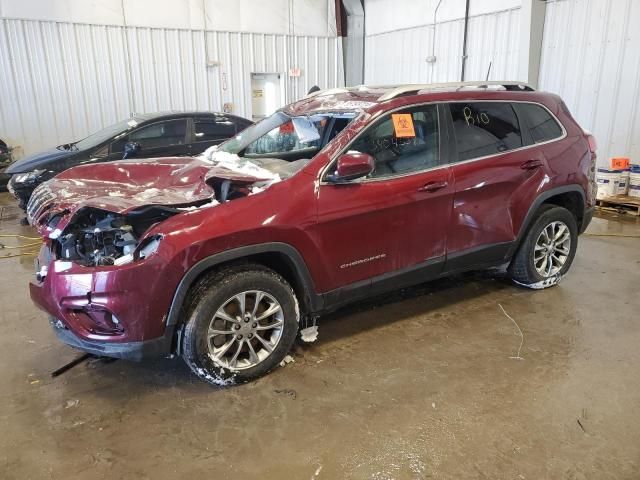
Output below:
[28,153,281,234]
[41,157,216,213]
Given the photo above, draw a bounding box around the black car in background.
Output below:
[0,139,13,191]
[6,111,253,209]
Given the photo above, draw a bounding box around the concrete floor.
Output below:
[0,192,639,480]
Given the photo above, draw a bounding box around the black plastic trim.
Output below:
[444,241,514,274]
[580,206,594,234]
[51,321,175,361]
[166,242,322,327]
[322,255,445,313]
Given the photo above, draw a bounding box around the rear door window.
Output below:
[194,118,237,142]
[449,102,523,162]
[128,119,187,149]
[517,103,564,143]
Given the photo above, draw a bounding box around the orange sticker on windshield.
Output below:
[279,122,294,134]
[392,114,416,138]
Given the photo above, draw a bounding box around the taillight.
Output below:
[584,132,597,184]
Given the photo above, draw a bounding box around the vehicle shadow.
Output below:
[312,269,514,346]
[63,270,516,394]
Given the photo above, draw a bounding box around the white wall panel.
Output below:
[0,18,344,156]
[539,0,640,167]
[364,0,521,36]
[364,8,520,85]
[0,0,338,36]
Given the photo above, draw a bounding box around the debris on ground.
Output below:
[279,355,295,367]
[274,388,297,400]
[51,353,93,377]
[311,465,323,479]
[577,419,586,433]
[498,303,524,360]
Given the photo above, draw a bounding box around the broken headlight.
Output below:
[113,235,162,266]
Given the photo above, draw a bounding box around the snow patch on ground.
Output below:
[513,274,563,290]
[195,367,235,387]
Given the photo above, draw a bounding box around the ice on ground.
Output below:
[513,274,563,290]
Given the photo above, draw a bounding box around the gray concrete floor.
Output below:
[0,191,639,479]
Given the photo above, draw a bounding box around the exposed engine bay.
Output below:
[52,207,172,267]
[30,147,320,268]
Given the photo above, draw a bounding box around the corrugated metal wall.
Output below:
[0,18,344,157]
[539,0,640,167]
[364,8,521,85]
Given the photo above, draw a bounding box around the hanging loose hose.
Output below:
[0,234,40,240]
[0,233,42,259]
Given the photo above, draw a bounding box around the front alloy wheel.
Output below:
[181,265,299,385]
[208,291,285,370]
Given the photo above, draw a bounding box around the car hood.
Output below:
[28,154,280,234]
[5,147,77,174]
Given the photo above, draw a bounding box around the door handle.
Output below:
[520,159,543,170]
[418,180,448,192]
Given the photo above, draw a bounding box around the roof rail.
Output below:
[304,87,350,99]
[377,81,535,102]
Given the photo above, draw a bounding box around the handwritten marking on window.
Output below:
[463,106,490,126]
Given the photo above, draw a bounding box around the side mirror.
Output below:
[123,142,141,159]
[327,151,374,183]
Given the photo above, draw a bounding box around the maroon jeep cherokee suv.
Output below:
[27,82,597,384]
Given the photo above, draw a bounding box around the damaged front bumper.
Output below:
[48,317,174,361]
[30,244,177,361]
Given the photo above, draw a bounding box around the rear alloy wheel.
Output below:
[508,205,578,289]
[181,266,299,385]
[532,221,571,277]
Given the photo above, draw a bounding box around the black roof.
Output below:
[132,111,250,123]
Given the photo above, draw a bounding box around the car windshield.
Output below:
[73,118,140,151]
[218,111,357,160]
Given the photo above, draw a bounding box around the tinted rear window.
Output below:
[450,102,523,162]
[194,118,237,142]
[519,103,564,143]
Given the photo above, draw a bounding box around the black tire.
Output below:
[181,265,299,385]
[508,205,578,289]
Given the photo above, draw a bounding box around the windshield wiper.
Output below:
[57,142,79,151]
